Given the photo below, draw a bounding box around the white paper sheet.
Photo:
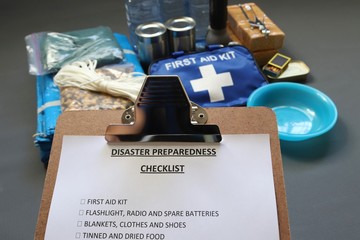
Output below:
[45,134,279,240]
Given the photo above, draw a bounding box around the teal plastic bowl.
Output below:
[247,82,338,141]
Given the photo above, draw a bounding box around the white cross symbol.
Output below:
[190,64,234,102]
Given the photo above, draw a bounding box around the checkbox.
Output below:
[75,232,81,238]
[80,199,86,205]
[77,221,82,227]
[79,210,84,216]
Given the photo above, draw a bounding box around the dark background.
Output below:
[1,0,359,239]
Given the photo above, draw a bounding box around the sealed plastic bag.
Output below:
[57,61,142,111]
[25,26,124,75]
[33,33,142,164]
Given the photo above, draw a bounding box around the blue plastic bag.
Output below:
[149,45,268,107]
[25,26,124,75]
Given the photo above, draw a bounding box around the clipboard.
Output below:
[34,76,290,240]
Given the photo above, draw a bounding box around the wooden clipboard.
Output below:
[34,106,290,240]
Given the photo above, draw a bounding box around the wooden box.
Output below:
[228,3,285,52]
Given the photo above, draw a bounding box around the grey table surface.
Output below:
[1,0,359,239]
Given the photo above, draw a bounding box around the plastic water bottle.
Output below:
[125,0,162,50]
[187,0,209,41]
[160,0,188,21]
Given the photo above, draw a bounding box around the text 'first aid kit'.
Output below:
[149,45,268,107]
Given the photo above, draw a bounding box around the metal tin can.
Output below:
[265,60,310,83]
[165,16,196,53]
[135,22,169,68]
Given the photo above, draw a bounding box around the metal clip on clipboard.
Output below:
[105,75,222,143]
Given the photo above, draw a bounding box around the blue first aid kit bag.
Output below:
[149,45,268,107]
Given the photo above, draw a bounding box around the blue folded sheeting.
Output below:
[33,34,144,164]
[34,74,61,164]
